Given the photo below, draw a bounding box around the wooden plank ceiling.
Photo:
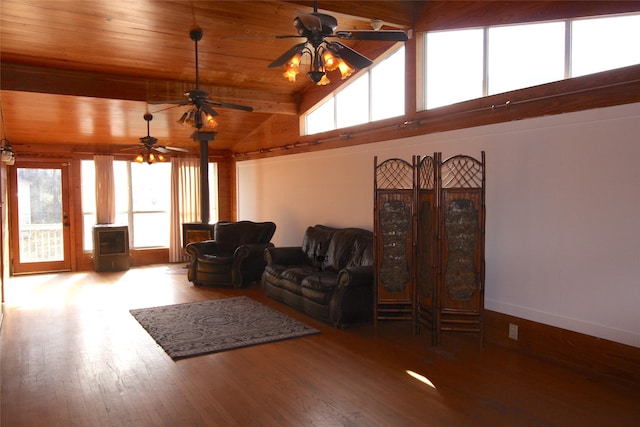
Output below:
[0,0,417,157]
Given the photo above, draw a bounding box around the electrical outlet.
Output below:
[508,323,519,340]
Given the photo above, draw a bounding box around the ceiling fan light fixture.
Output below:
[135,113,170,164]
[287,53,302,67]
[205,113,219,129]
[318,73,330,85]
[178,108,196,126]
[177,110,190,125]
[337,59,355,79]
[280,42,356,85]
[196,105,219,129]
[322,50,338,71]
[283,67,298,82]
[270,1,407,86]
[1,140,16,165]
[307,70,326,84]
[152,27,252,131]
[136,151,167,165]
[283,53,302,82]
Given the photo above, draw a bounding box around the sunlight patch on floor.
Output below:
[7,272,90,310]
[406,370,437,389]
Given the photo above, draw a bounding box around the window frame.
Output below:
[288,6,640,156]
[303,44,406,136]
[422,12,640,111]
[80,159,219,252]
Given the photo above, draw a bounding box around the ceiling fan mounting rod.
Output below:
[144,112,152,136]
[190,27,203,90]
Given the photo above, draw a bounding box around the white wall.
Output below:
[237,102,640,348]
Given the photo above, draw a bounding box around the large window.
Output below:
[425,29,484,109]
[81,160,218,251]
[487,21,565,95]
[130,162,171,248]
[424,12,640,109]
[571,14,640,77]
[305,46,405,135]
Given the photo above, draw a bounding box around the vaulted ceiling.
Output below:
[0,1,418,157]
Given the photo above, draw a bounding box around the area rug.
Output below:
[130,296,319,359]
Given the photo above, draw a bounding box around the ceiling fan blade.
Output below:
[275,35,305,39]
[151,104,184,114]
[329,42,373,69]
[268,42,307,68]
[154,146,171,154]
[160,146,190,153]
[334,30,408,42]
[204,99,253,112]
[200,103,219,118]
[148,100,189,105]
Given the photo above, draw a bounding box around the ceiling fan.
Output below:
[151,27,253,130]
[131,113,188,164]
[268,0,408,84]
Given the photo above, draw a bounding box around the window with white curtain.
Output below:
[81,160,218,251]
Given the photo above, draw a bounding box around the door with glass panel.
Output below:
[9,162,72,274]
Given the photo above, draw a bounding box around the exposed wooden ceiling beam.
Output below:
[0,62,298,115]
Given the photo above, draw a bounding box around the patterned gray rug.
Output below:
[130,296,319,359]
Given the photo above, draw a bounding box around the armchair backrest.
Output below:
[214,221,276,253]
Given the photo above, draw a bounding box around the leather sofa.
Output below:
[261,225,374,328]
[186,220,276,288]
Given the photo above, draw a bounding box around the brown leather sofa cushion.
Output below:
[301,225,334,265]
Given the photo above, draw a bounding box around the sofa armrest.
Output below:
[337,265,374,288]
[185,240,221,258]
[330,265,374,327]
[235,242,275,260]
[264,246,307,266]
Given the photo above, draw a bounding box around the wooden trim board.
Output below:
[484,310,640,385]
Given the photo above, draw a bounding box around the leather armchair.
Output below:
[186,221,276,288]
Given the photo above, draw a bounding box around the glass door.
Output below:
[9,162,71,274]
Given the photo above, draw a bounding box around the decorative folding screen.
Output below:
[374,152,485,345]
[373,157,416,326]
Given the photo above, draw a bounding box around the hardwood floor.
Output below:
[1,264,639,426]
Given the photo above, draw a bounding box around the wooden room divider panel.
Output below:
[415,153,440,342]
[437,153,486,344]
[374,152,486,344]
[373,157,416,327]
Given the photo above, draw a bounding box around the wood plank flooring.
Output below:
[1,264,639,426]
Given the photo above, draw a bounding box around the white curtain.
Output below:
[94,154,115,224]
[169,157,201,262]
